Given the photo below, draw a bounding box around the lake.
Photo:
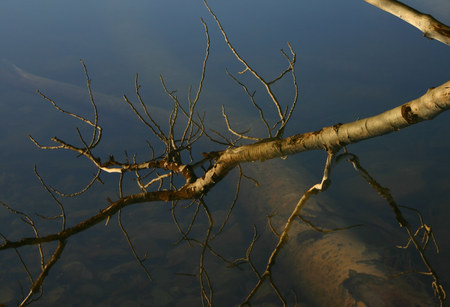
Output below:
[0,1,449,306]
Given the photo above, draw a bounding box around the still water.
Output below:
[0,1,449,306]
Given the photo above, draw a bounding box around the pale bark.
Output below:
[188,81,449,195]
[365,0,450,45]
[6,81,447,252]
[3,2,448,304]
[152,80,450,199]
[87,80,448,215]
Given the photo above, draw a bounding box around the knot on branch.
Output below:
[401,105,420,124]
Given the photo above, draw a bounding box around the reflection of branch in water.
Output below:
[297,214,364,233]
[240,152,335,306]
[211,164,245,240]
[198,199,214,307]
[2,1,448,305]
[118,209,152,281]
[229,225,260,276]
[398,205,440,253]
[339,152,446,306]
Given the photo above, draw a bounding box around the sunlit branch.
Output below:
[79,59,100,148]
[225,69,272,138]
[3,2,448,305]
[203,0,289,132]
[221,105,262,141]
[277,43,298,135]
[212,81,450,165]
[142,172,172,189]
[34,68,102,149]
[14,81,449,252]
[365,0,450,45]
[182,18,210,147]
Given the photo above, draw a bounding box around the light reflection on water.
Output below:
[0,0,449,306]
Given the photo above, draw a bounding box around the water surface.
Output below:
[0,1,449,306]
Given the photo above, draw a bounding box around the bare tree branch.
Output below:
[203,0,299,137]
[211,81,449,166]
[5,81,449,253]
[1,1,448,306]
[365,0,450,45]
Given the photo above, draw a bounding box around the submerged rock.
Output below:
[241,158,436,306]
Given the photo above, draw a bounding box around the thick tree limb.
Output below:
[2,81,447,251]
[213,81,449,164]
[185,81,449,200]
[365,0,450,45]
[3,2,447,305]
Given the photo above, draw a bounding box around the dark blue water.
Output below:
[0,1,449,306]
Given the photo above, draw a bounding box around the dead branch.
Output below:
[1,1,448,306]
[5,81,449,252]
[203,0,298,138]
[211,81,450,165]
[365,0,450,45]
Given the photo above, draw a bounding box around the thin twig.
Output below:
[118,210,153,281]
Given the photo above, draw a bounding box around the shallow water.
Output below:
[0,1,449,306]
